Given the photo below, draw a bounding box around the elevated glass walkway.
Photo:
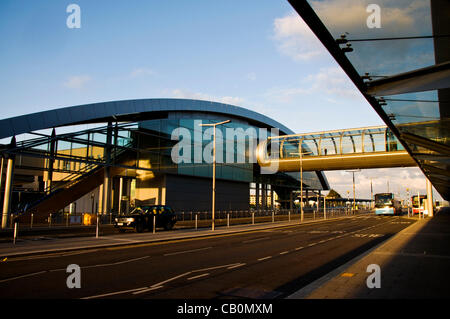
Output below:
[257,125,417,172]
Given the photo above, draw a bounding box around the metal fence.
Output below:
[6,207,372,230]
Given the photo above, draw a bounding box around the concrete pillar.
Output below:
[306,189,309,207]
[102,122,113,215]
[0,156,4,195]
[255,183,260,212]
[426,178,434,217]
[46,129,56,193]
[118,177,124,214]
[2,156,14,229]
[289,191,293,211]
[103,171,112,215]
[271,187,274,209]
[262,184,266,210]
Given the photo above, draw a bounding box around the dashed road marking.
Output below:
[258,256,272,261]
[187,273,210,280]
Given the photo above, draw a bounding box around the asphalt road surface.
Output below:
[0,215,415,299]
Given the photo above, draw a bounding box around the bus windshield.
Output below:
[375,194,393,208]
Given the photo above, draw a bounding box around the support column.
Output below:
[289,191,293,211]
[46,129,56,193]
[2,138,15,229]
[271,187,274,209]
[255,183,260,212]
[426,178,434,217]
[0,156,4,197]
[306,189,309,207]
[118,177,124,215]
[262,184,266,210]
[102,122,113,215]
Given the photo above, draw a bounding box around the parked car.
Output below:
[114,205,177,233]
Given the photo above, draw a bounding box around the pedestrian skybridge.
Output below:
[256,125,417,172]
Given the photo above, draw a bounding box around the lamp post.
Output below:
[346,169,360,213]
[291,147,312,223]
[199,120,230,231]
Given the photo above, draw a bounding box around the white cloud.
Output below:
[265,66,360,104]
[63,75,91,89]
[170,89,244,106]
[272,1,432,70]
[272,12,325,61]
[309,0,429,37]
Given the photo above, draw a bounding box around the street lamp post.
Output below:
[346,169,360,213]
[291,147,312,223]
[199,120,230,231]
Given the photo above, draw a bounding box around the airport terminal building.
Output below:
[0,99,329,224]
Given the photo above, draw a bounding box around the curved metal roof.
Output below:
[0,98,294,139]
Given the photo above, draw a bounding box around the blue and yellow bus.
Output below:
[374,193,402,215]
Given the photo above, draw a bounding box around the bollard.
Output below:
[49,213,52,227]
[252,212,254,225]
[272,210,274,223]
[96,214,99,238]
[30,213,34,229]
[227,213,230,228]
[288,211,291,222]
[13,222,18,245]
[195,214,198,230]
[153,215,156,234]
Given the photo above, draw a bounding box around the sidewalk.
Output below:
[0,213,354,259]
[288,207,450,299]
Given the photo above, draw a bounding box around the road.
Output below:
[0,215,415,299]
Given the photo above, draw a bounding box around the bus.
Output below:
[412,195,427,215]
[374,193,402,215]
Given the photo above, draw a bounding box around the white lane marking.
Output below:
[5,249,101,262]
[187,273,210,280]
[295,247,304,251]
[131,262,244,296]
[149,272,192,288]
[227,263,246,270]
[163,247,212,256]
[258,256,272,261]
[0,271,47,283]
[279,251,289,255]
[194,263,242,273]
[82,287,149,299]
[46,256,152,273]
[83,256,151,269]
[132,286,164,295]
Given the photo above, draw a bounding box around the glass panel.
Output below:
[302,139,319,156]
[282,138,300,158]
[320,137,338,155]
[341,134,355,154]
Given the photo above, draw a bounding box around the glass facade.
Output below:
[137,112,325,190]
[291,0,450,200]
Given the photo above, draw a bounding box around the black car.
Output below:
[114,205,177,233]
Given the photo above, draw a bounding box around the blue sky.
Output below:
[0,0,439,200]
